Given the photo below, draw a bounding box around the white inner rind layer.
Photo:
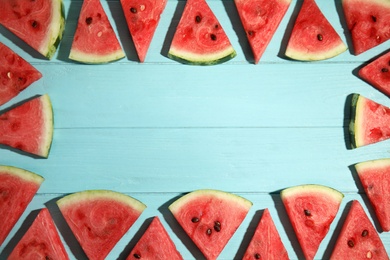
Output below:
[39,94,54,158]
[355,158,390,173]
[354,95,367,148]
[0,165,44,185]
[168,189,253,214]
[56,189,147,213]
[281,184,344,202]
[286,42,347,61]
[168,46,236,64]
[69,49,126,64]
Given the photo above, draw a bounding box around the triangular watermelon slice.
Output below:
[0,42,42,106]
[127,216,183,259]
[281,184,344,260]
[168,189,252,260]
[242,208,289,260]
[8,208,69,260]
[69,0,125,64]
[285,0,347,61]
[168,0,236,65]
[330,200,389,259]
[0,166,44,246]
[354,159,390,232]
[359,51,390,97]
[349,93,390,148]
[0,94,53,157]
[57,190,146,260]
[342,0,390,55]
[120,0,167,62]
[0,0,65,59]
[234,0,292,64]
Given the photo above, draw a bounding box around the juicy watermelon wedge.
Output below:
[355,159,390,232]
[57,190,146,260]
[359,51,390,97]
[69,0,125,64]
[342,0,390,55]
[0,94,54,157]
[242,208,289,260]
[330,200,389,259]
[8,208,69,260]
[127,216,183,260]
[120,0,167,62]
[0,0,65,59]
[285,0,347,61]
[349,94,390,148]
[168,0,236,65]
[168,189,252,260]
[0,42,42,106]
[0,166,44,246]
[234,0,291,64]
[281,184,344,260]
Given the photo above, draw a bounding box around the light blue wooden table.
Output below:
[1,0,389,259]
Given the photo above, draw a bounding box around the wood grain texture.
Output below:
[0,0,389,259]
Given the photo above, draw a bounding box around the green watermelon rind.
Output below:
[39,94,54,158]
[0,165,44,185]
[41,0,66,59]
[168,189,252,214]
[69,49,126,64]
[285,41,347,61]
[167,47,237,66]
[56,189,147,213]
[280,184,344,202]
[348,93,363,149]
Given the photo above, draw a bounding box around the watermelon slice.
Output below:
[127,216,183,259]
[359,51,390,97]
[234,0,291,64]
[8,208,69,260]
[342,0,390,55]
[168,0,236,65]
[330,200,389,259]
[0,94,53,157]
[0,0,65,59]
[69,0,125,64]
[0,165,44,246]
[168,189,252,260]
[349,93,390,148]
[354,159,390,232]
[0,42,42,106]
[281,184,344,260]
[120,0,167,62]
[57,190,146,260]
[242,208,289,260]
[285,0,347,61]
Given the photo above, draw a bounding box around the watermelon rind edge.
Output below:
[69,49,126,64]
[348,93,361,149]
[355,158,390,173]
[39,94,54,158]
[168,189,253,214]
[56,189,147,213]
[168,47,237,66]
[0,165,44,185]
[285,41,347,61]
[280,184,344,202]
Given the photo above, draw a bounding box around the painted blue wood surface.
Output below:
[1,0,390,259]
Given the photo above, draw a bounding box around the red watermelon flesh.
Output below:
[234,0,291,64]
[69,0,125,64]
[0,0,65,59]
[242,208,289,260]
[57,190,146,260]
[349,94,390,148]
[285,0,347,61]
[330,200,389,259]
[168,189,252,260]
[0,94,53,157]
[342,0,390,55]
[120,0,167,62]
[359,51,390,97]
[355,159,390,232]
[127,216,183,260]
[8,208,69,260]
[168,0,236,65]
[0,166,44,246]
[281,184,344,260]
[0,42,42,106]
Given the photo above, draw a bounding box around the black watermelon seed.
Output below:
[31,20,38,28]
[371,15,377,22]
[133,253,141,259]
[191,217,199,223]
[254,253,261,259]
[304,209,312,216]
[317,34,323,41]
[210,34,217,41]
[85,17,92,25]
[130,7,137,13]
[362,229,369,237]
[347,240,354,248]
[381,68,389,73]
[195,15,201,23]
